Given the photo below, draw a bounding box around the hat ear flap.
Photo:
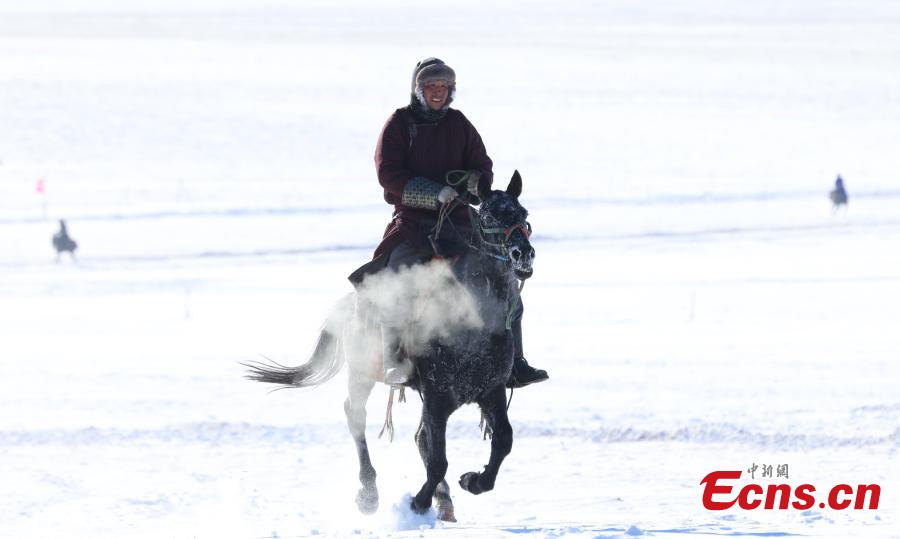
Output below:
[506,170,522,199]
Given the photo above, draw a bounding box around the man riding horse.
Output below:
[352,57,548,388]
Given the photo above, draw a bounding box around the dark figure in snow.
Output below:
[350,57,547,388]
[52,219,78,262]
[830,175,848,211]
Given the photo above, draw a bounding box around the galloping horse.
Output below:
[244,171,536,520]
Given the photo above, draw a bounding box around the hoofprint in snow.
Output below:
[1,0,899,537]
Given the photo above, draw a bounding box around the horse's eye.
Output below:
[525,221,532,234]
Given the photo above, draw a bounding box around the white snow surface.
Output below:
[2,0,899,537]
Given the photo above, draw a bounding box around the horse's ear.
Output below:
[506,170,522,199]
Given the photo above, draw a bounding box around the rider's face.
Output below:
[422,80,449,111]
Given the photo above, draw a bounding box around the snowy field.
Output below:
[1,0,899,537]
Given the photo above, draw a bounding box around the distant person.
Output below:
[52,220,78,262]
[830,176,848,212]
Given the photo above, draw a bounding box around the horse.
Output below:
[243,170,536,520]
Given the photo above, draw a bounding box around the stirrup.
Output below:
[384,366,410,385]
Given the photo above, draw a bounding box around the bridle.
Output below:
[429,195,532,331]
[480,221,532,243]
[430,196,531,263]
[477,219,532,262]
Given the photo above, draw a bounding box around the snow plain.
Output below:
[1,0,899,537]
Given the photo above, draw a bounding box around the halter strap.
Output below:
[480,222,531,240]
[428,194,531,264]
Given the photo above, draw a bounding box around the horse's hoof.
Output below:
[435,501,457,522]
[459,471,485,495]
[409,497,431,515]
[355,485,379,514]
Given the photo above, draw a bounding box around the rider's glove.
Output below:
[437,186,458,204]
[463,170,482,197]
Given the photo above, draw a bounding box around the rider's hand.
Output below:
[464,170,481,197]
[438,186,459,204]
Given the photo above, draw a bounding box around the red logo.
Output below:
[701,471,880,510]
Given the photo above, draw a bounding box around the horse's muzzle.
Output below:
[509,245,535,278]
[514,267,534,280]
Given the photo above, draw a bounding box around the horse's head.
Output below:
[476,170,535,279]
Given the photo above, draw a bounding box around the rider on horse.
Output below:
[351,57,548,389]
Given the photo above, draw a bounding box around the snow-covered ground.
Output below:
[1,1,899,537]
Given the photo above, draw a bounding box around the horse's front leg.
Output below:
[411,393,454,514]
[459,385,512,495]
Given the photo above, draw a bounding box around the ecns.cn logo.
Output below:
[701,470,880,511]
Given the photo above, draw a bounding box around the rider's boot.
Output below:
[382,325,412,385]
[508,356,549,388]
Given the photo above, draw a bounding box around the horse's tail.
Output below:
[242,294,354,389]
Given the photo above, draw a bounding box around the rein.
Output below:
[428,194,530,331]
[429,194,530,264]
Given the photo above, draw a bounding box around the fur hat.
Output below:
[411,57,456,92]
[410,57,456,114]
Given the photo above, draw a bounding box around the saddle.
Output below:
[347,238,466,288]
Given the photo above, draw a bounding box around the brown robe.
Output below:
[372,106,493,259]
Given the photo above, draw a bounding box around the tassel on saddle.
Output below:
[378,386,407,442]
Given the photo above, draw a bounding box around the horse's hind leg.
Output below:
[434,480,457,522]
[459,386,513,495]
[415,422,456,522]
[344,371,378,513]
